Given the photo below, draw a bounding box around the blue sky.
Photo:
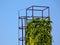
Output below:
[0,0,60,45]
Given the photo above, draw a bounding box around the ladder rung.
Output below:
[18,16,49,19]
[18,26,27,29]
[18,37,25,41]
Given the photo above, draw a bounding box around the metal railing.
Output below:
[18,6,50,45]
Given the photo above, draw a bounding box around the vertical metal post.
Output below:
[48,7,50,20]
[32,6,34,19]
[25,9,27,45]
[18,10,20,45]
[24,19,26,45]
[26,9,27,19]
[21,19,23,45]
[42,10,43,18]
[48,7,50,18]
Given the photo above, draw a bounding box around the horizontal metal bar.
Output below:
[26,6,32,10]
[26,6,49,10]
[18,37,30,41]
[32,5,49,8]
[18,37,25,41]
[43,7,48,11]
[28,9,43,11]
[19,26,27,29]
[19,16,49,19]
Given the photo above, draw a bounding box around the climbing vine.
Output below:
[26,17,52,45]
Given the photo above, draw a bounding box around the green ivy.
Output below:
[26,17,52,45]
